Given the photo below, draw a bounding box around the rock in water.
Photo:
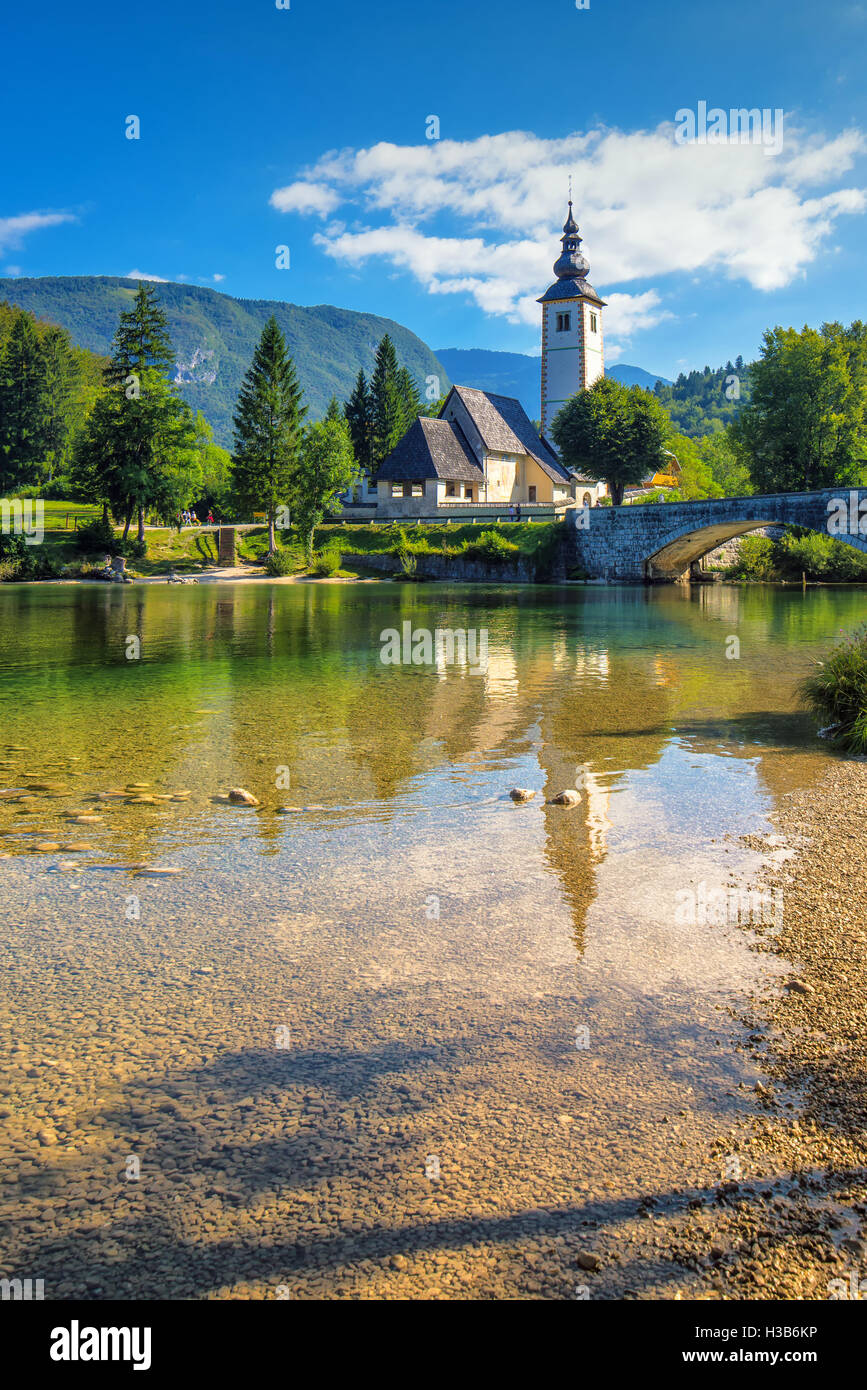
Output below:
[548,789,580,807]
[227,788,259,806]
[509,788,537,803]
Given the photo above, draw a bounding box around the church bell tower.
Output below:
[538,203,606,436]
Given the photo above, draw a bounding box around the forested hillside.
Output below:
[653,359,752,437]
[0,277,448,447]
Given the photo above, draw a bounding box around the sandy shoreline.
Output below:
[34,568,384,586]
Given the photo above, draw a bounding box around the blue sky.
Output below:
[2,0,866,377]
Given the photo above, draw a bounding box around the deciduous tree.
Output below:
[551,377,670,506]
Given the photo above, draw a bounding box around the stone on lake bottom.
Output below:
[548,789,580,807]
[227,788,259,806]
[509,788,537,802]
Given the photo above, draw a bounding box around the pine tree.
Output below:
[231,316,306,550]
[104,282,174,388]
[0,312,49,491]
[397,366,422,435]
[75,283,198,540]
[41,327,76,482]
[324,395,342,423]
[344,369,375,479]
[370,334,405,469]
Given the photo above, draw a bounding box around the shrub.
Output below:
[800,625,867,754]
[73,518,147,559]
[310,545,342,577]
[0,532,62,580]
[460,529,520,561]
[264,545,299,577]
[723,529,867,583]
[73,517,116,553]
[778,531,867,582]
[722,536,778,580]
[396,548,418,580]
[37,477,75,501]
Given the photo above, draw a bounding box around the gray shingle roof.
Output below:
[372,416,484,483]
[537,278,606,306]
[448,386,573,484]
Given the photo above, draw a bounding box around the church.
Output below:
[362,205,613,519]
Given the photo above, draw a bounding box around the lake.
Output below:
[0,579,861,1299]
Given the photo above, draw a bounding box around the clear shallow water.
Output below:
[0,580,862,1299]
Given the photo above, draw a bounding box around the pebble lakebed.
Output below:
[3,744,856,1299]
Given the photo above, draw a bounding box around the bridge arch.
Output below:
[644,513,867,580]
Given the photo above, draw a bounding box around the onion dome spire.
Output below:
[553,200,590,280]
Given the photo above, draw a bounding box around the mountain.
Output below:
[434,349,542,419]
[608,363,673,390]
[0,277,449,447]
[435,347,671,421]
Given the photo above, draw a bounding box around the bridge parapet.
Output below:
[566,488,867,582]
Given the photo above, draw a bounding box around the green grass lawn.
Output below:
[308,520,559,558]
[38,500,103,530]
[4,503,562,580]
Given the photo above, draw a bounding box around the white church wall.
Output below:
[583,302,604,387]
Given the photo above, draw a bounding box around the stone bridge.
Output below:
[565,487,867,582]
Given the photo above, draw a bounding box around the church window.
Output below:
[556,312,571,333]
[589,312,598,333]
[528,485,537,503]
[445,483,456,497]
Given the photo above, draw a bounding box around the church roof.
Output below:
[445,386,573,483]
[372,416,484,483]
[373,388,576,486]
[538,277,606,306]
[538,200,606,306]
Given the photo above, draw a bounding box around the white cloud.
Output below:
[4,265,23,277]
[0,210,75,256]
[213,273,225,282]
[271,122,866,345]
[124,269,169,282]
[270,181,340,217]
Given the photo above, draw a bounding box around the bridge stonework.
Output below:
[566,487,867,582]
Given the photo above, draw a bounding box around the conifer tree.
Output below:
[41,327,77,481]
[370,334,405,469]
[0,312,49,491]
[344,369,375,479]
[75,283,198,540]
[231,316,306,550]
[324,395,342,423]
[397,366,422,435]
